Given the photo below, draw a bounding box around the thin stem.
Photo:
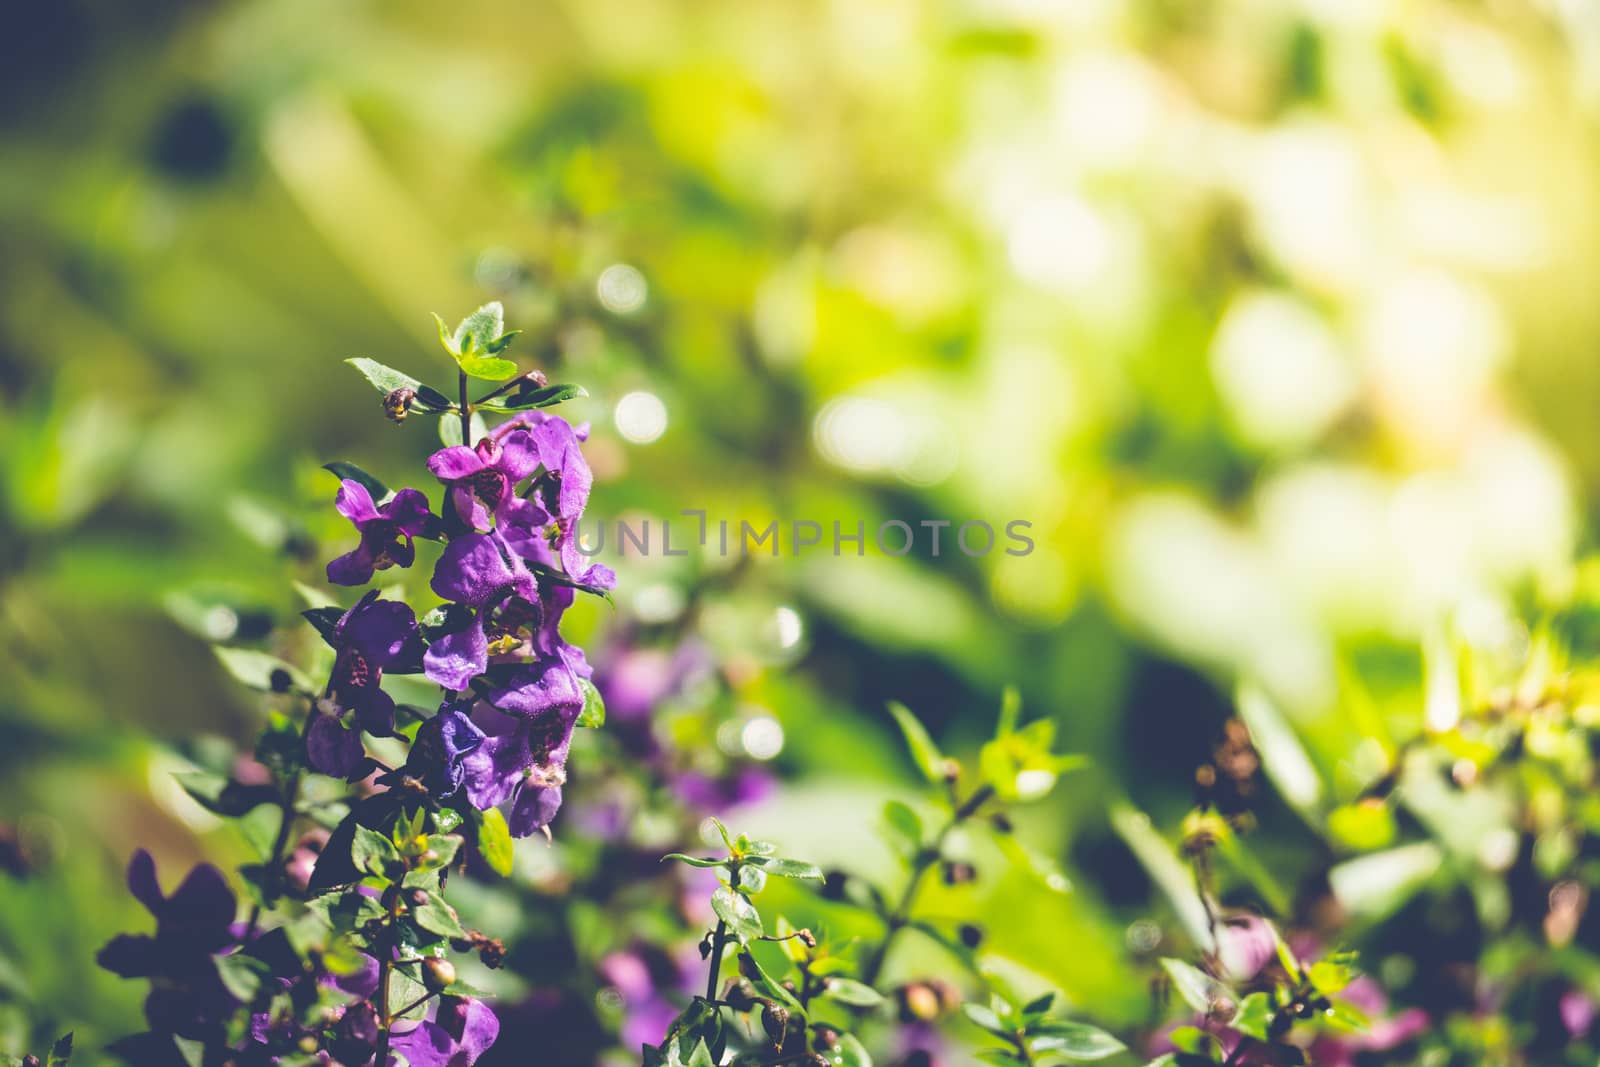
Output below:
[860,784,994,987]
[374,891,403,1066]
[704,864,740,1002]
[244,771,301,941]
[459,371,472,447]
[393,990,437,1022]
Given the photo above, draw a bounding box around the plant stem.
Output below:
[704,863,741,1002]
[374,891,403,1067]
[459,371,472,447]
[860,784,994,988]
[244,771,301,941]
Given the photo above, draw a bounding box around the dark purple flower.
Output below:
[98,850,241,1042]
[425,532,537,690]
[428,431,544,531]
[327,481,436,586]
[389,995,499,1067]
[382,703,487,798]
[305,591,424,777]
[461,696,583,838]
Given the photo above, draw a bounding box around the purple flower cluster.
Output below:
[314,409,613,838]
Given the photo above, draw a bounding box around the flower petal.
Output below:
[427,446,486,481]
[335,479,380,524]
[423,617,488,691]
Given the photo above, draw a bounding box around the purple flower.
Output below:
[305,591,424,777]
[461,693,583,837]
[98,850,240,1042]
[428,432,544,531]
[383,703,487,798]
[327,481,436,586]
[424,532,537,690]
[389,996,500,1066]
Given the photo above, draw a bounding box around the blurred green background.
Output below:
[5,0,1600,1060]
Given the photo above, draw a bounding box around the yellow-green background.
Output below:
[4,0,1600,1061]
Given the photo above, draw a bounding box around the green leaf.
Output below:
[1160,958,1235,1020]
[707,817,736,853]
[1027,1021,1125,1060]
[662,853,727,869]
[452,302,506,355]
[412,895,467,939]
[576,677,606,728]
[478,808,515,878]
[1231,992,1274,1042]
[882,800,923,856]
[213,953,264,1001]
[478,382,588,411]
[1308,956,1357,996]
[457,355,520,382]
[485,329,521,354]
[174,772,279,817]
[323,461,390,503]
[738,950,802,1012]
[213,646,312,694]
[973,1052,1024,1067]
[1327,801,1397,852]
[46,1033,73,1067]
[887,701,948,783]
[352,825,400,879]
[711,886,763,943]
[346,357,421,395]
[822,978,883,1007]
[831,1033,873,1067]
[996,685,1022,737]
[962,1003,1008,1036]
[745,856,824,880]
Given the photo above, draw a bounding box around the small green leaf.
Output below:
[213,954,264,1001]
[1027,1021,1125,1060]
[458,355,520,382]
[46,1033,73,1067]
[1231,992,1274,1042]
[711,886,763,943]
[213,647,312,694]
[831,1033,873,1067]
[745,856,823,880]
[887,701,948,783]
[822,978,883,1007]
[1160,959,1235,1020]
[962,1003,1007,1036]
[707,817,736,853]
[478,808,515,878]
[452,302,506,355]
[662,853,727,869]
[576,677,606,728]
[323,461,390,503]
[412,895,467,939]
[996,685,1022,737]
[347,356,421,394]
[478,382,588,411]
[882,800,923,856]
[352,825,400,879]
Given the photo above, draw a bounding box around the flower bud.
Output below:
[384,387,417,423]
[941,860,977,886]
[958,923,984,948]
[761,1003,789,1044]
[811,1026,839,1051]
[897,981,944,1022]
[422,956,457,992]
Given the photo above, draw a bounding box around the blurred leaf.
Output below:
[478,382,587,411]
[576,677,606,728]
[213,646,312,694]
[1027,1021,1125,1060]
[1328,842,1442,921]
[1232,992,1273,1041]
[1235,684,1324,823]
[478,808,515,878]
[822,978,882,1007]
[1160,958,1234,1020]
[887,701,948,783]
[323,461,390,503]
